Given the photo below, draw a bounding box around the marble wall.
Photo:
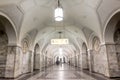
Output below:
[34,53,40,70]
[106,44,120,77]
[5,46,33,78]
[88,44,120,77]
[93,45,109,76]
[88,37,110,77]
[29,51,34,72]
[5,46,22,78]
[116,45,120,70]
[22,51,30,74]
[87,50,94,72]
[81,52,89,69]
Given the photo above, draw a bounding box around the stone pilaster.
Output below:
[92,45,109,77]
[77,55,80,68]
[81,52,88,69]
[75,56,77,67]
[34,52,40,70]
[5,46,22,78]
[105,44,120,77]
[91,43,120,77]
[79,53,82,69]
[46,56,47,67]
[87,49,93,72]
[28,50,34,72]
[39,54,41,71]
[99,45,109,77]
[88,45,110,77]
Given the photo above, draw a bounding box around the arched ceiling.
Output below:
[0,0,104,58]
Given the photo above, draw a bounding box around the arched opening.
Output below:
[82,43,89,70]
[114,21,120,71]
[0,15,17,78]
[0,26,8,77]
[0,15,17,45]
[104,12,120,43]
[104,12,120,77]
[33,44,40,71]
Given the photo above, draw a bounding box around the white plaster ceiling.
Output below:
[0,0,103,58]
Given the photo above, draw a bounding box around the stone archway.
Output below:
[114,21,120,71]
[104,12,120,77]
[0,15,17,45]
[33,44,40,71]
[0,15,17,78]
[82,43,89,70]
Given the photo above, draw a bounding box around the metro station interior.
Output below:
[0,0,120,80]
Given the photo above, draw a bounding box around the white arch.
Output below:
[82,43,87,53]
[88,32,99,49]
[103,9,120,44]
[0,12,17,45]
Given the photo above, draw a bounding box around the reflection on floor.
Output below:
[26,64,118,80]
[0,64,119,80]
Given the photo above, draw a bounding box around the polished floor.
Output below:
[26,64,119,80]
[0,64,120,80]
[27,64,96,80]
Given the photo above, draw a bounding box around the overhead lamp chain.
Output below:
[58,31,62,38]
[58,0,60,7]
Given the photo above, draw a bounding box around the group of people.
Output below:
[56,60,60,65]
[55,60,70,65]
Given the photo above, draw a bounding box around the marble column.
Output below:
[74,55,77,67]
[87,49,93,72]
[89,44,119,77]
[105,44,120,77]
[88,45,110,77]
[29,50,34,72]
[77,55,80,68]
[40,54,43,71]
[5,46,22,78]
[45,56,47,68]
[81,52,88,69]
[34,52,40,70]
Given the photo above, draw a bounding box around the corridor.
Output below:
[0,0,120,80]
[25,64,116,80]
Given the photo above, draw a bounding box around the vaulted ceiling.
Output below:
[1,0,120,58]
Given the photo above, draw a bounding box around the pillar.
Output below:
[105,44,120,77]
[5,45,22,78]
[81,52,88,69]
[29,50,34,72]
[87,49,93,72]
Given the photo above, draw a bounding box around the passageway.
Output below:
[25,64,118,80]
[0,0,120,80]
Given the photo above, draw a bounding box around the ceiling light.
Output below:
[54,0,63,21]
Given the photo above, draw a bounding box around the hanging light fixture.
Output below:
[54,0,63,21]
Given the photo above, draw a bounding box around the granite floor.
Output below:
[0,64,119,80]
[25,64,119,80]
